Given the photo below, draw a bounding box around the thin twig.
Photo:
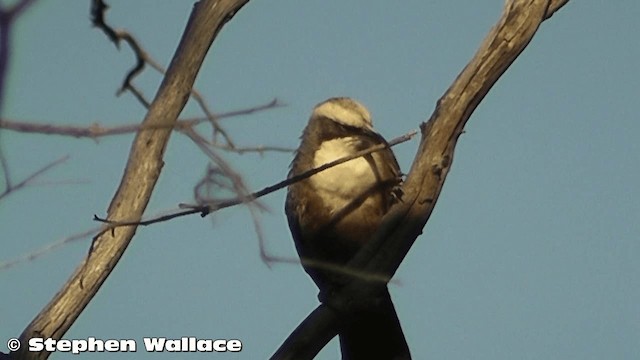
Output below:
[91,0,240,147]
[0,155,69,201]
[93,130,417,227]
[0,98,283,140]
[0,142,10,188]
[209,143,293,154]
[0,0,39,191]
[264,254,402,285]
[0,227,100,271]
[91,0,150,105]
[140,37,237,147]
[0,0,38,113]
[184,126,268,212]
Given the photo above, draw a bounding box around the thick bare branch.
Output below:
[13,1,251,359]
[272,0,570,358]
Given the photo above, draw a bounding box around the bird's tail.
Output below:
[338,287,411,360]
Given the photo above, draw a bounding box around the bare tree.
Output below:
[1,0,570,359]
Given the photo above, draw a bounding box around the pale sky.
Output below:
[2,1,639,359]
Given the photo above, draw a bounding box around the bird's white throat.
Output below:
[311,137,381,208]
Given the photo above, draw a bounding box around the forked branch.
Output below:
[271,1,570,359]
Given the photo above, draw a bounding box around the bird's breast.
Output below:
[310,136,389,214]
[312,138,374,190]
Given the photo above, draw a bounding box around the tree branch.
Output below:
[91,0,239,146]
[0,98,283,140]
[0,155,69,201]
[91,131,416,227]
[271,0,570,358]
[0,227,100,271]
[12,1,251,359]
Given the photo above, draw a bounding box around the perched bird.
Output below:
[285,97,410,359]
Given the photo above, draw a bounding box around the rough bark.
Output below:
[11,1,250,359]
[271,1,570,359]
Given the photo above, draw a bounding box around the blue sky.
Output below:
[2,1,639,359]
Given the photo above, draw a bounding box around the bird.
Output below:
[285,97,411,359]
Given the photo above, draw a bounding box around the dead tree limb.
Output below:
[12,1,250,359]
[271,0,570,358]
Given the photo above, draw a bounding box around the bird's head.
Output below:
[311,97,373,131]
